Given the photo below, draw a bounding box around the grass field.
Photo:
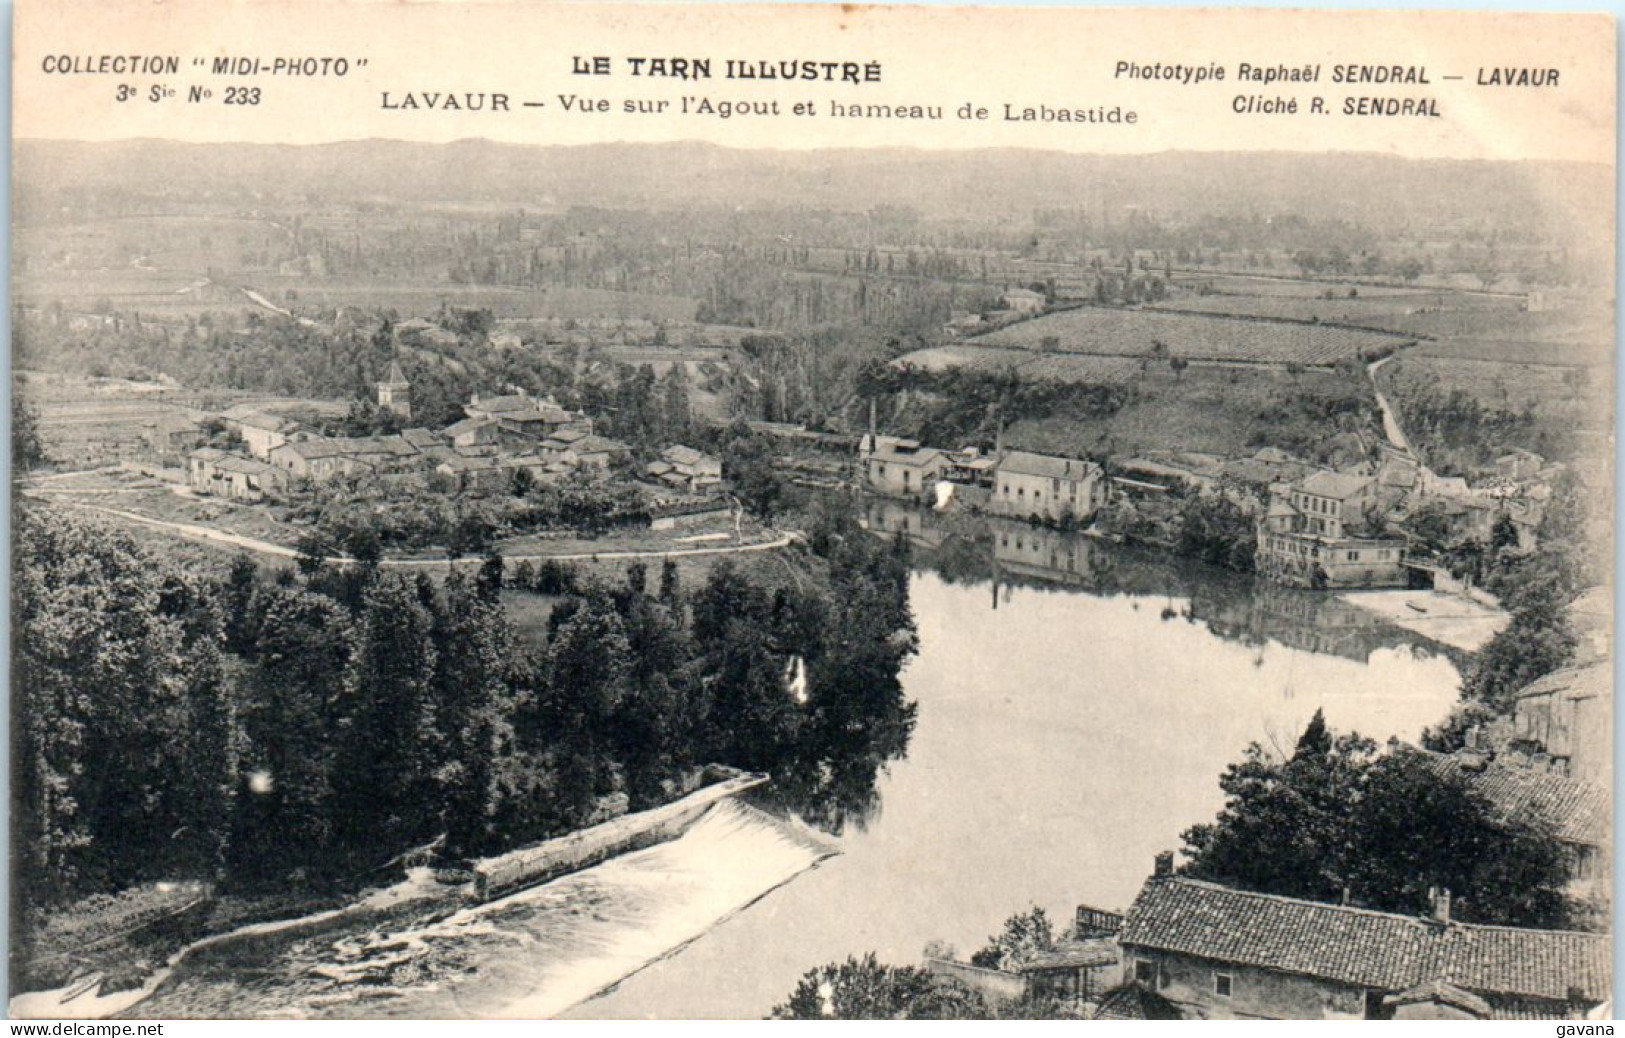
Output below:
[969,304,1408,366]
[996,365,1372,461]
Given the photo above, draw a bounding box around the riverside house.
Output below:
[989,450,1105,524]
[1117,866,1610,1020]
[861,435,948,502]
[1256,470,1407,588]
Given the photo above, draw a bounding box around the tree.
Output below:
[12,397,47,473]
[1185,716,1578,928]
[1169,356,1189,381]
[477,547,506,602]
[329,577,439,862]
[1347,748,1571,927]
[431,574,515,856]
[771,954,989,1020]
[970,906,1056,971]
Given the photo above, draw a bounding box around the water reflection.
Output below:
[861,498,1459,667]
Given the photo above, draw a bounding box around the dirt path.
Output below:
[1366,355,1414,456]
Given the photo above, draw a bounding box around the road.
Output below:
[28,492,794,568]
[1366,354,1414,456]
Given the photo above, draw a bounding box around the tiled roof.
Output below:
[1299,470,1372,500]
[400,428,443,449]
[1016,938,1119,973]
[444,418,493,438]
[275,438,352,460]
[663,444,710,467]
[1092,985,1182,1020]
[380,360,409,386]
[1386,979,1492,1017]
[1423,752,1608,848]
[1119,878,1609,1005]
[468,394,535,414]
[573,435,628,455]
[997,450,1100,481]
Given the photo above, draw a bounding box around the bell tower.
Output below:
[377,359,412,420]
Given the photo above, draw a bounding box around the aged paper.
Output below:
[9,0,1615,1023]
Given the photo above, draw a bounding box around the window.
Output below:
[1214,973,1233,998]
[1135,960,1156,985]
[1053,478,1061,494]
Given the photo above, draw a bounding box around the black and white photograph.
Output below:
[6,1,1616,1023]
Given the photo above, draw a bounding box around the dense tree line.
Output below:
[13,498,918,922]
[1182,711,1574,929]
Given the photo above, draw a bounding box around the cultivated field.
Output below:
[968,305,1410,366]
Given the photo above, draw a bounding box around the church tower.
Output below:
[377,359,412,420]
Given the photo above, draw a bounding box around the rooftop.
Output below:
[1513,661,1612,706]
[1423,751,1608,848]
[1299,470,1373,500]
[1119,877,1609,1006]
[998,450,1100,481]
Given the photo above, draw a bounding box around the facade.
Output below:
[269,438,371,480]
[989,450,1105,523]
[1118,872,1610,1021]
[862,436,948,501]
[444,418,503,450]
[224,409,296,459]
[141,413,205,458]
[1257,471,1407,588]
[1510,662,1613,786]
[187,447,286,503]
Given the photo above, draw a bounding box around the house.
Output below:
[1018,938,1121,1007]
[140,413,205,458]
[563,434,630,471]
[400,427,445,452]
[1496,449,1546,481]
[648,445,722,492]
[443,417,503,450]
[989,450,1106,523]
[268,438,372,481]
[1118,868,1610,1020]
[435,453,508,492]
[1256,471,1407,589]
[221,408,297,459]
[1423,748,1609,907]
[1508,661,1612,786]
[861,436,948,501]
[1002,287,1046,312]
[394,317,458,349]
[186,447,286,503]
[465,392,592,432]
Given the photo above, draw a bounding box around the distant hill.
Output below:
[13,138,1609,245]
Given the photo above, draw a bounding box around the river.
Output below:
[114,509,1462,1020]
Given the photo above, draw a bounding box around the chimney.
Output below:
[1428,887,1451,924]
[1464,725,1479,750]
[1154,851,1175,879]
